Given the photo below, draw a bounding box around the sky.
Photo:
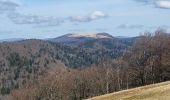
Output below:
[0,0,170,39]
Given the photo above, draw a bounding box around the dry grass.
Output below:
[86,81,170,100]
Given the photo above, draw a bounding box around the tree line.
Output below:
[10,30,170,100]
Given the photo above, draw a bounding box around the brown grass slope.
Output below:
[87,81,170,100]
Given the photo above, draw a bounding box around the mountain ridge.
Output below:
[0,38,25,42]
[48,33,134,46]
[66,33,113,39]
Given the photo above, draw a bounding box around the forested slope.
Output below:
[0,30,170,100]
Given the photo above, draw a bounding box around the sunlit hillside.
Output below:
[87,81,170,100]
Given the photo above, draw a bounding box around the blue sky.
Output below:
[0,0,170,39]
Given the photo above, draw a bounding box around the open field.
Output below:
[87,81,170,100]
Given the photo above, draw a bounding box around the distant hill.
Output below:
[48,33,137,51]
[48,33,114,46]
[87,81,170,100]
[0,38,25,42]
[115,36,131,38]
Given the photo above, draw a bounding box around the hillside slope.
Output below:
[87,81,170,100]
[0,38,131,98]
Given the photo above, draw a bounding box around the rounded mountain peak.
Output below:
[67,33,113,39]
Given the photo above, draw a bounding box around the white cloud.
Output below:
[0,1,108,27]
[0,0,64,27]
[70,11,107,22]
[90,11,107,20]
[8,13,64,26]
[155,0,170,9]
[6,10,108,27]
[134,0,170,9]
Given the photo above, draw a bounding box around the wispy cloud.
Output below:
[134,0,170,9]
[133,0,154,4]
[155,0,170,9]
[8,13,64,27]
[0,0,64,27]
[8,11,108,27]
[0,0,108,27]
[69,11,108,22]
[0,0,18,14]
[117,24,144,29]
